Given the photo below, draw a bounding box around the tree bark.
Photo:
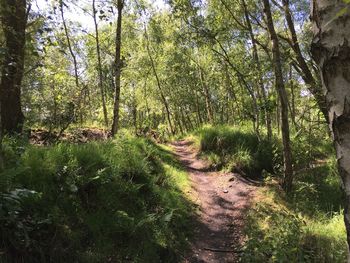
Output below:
[0,0,27,134]
[111,0,123,136]
[310,0,350,256]
[92,0,109,127]
[263,0,293,192]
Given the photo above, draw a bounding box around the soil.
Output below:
[172,140,256,263]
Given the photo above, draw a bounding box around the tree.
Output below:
[0,0,28,134]
[111,0,124,136]
[281,0,328,123]
[144,24,175,135]
[263,0,293,192]
[310,0,350,255]
[92,0,109,127]
[242,0,272,140]
[59,0,85,126]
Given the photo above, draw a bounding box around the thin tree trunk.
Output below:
[289,65,296,125]
[311,0,350,256]
[144,26,174,135]
[92,0,109,127]
[60,1,78,87]
[277,97,280,135]
[0,0,27,134]
[195,90,203,125]
[263,0,293,192]
[242,0,272,140]
[59,0,85,125]
[132,85,137,135]
[186,110,194,131]
[0,77,3,171]
[199,67,214,124]
[176,110,184,134]
[281,0,328,122]
[111,0,123,136]
[224,64,241,120]
[212,44,260,136]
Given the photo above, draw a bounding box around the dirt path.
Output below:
[172,140,255,263]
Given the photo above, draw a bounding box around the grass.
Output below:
[242,173,346,263]
[190,125,347,262]
[0,134,193,263]
[192,125,276,177]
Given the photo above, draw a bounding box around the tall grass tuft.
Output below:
[194,125,276,177]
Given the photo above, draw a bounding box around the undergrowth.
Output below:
[193,125,276,177]
[0,134,192,262]
[242,164,346,263]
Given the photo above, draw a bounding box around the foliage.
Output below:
[0,136,192,262]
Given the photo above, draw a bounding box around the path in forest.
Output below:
[172,140,255,263]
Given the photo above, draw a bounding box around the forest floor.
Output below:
[171,140,256,263]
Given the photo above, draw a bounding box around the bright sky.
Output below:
[33,0,168,31]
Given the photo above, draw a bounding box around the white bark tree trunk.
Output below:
[311,0,350,257]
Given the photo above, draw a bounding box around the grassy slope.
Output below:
[190,125,347,262]
[0,134,193,263]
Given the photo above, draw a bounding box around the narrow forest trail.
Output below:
[171,140,255,263]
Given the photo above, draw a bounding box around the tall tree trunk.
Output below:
[289,65,296,126]
[242,0,272,140]
[263,0,293,193]
[195,90,203,125]
[199,67,214,124]
[281,0,328,122]
[111,0,123,136]
[0,0,27,134]
[311,0,350,256]
[0,75,3,171]
[92,0,109,127]
[60,1,78,87]
[144,26,174,135]
[60,0,85,125]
